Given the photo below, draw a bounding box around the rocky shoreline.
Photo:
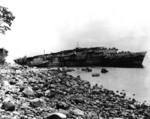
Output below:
[0,64,150,119]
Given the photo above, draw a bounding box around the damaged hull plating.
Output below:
[14,47,147,68]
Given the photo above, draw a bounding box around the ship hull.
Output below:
[14,47,147,68]
[58,54,146,68]
[102,56,145,68]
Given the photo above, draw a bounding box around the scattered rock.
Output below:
[36,116,43,119]
[92,73,100,77]
[81,67,92,72]
[85,111,99,119]
[19,115,28,119]
[71,108,84,116]
[73,97,85,104]
[0,64,150,119]
[9,79,17,85]
[1,101,15,111]
[128,104,136,109]
[58,109,70,115]
[56,102,69,110]
[47,113,67,119]
[0,115,12,119]
[101,68,108,73]
[20,102,30,109]
[30,98,46,108]
[22,86,35,97]
[36,90,44,98]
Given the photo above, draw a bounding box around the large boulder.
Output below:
[1,101,15,111]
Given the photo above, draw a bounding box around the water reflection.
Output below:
[69,65,150,103]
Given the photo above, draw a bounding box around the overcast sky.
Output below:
[0,0,150,63]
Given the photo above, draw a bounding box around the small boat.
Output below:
[92,73,100,77]
[81,67,92,72]
[101,68,108,73]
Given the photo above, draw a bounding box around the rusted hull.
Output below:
[14,47,147,68]
[58,55,145,68]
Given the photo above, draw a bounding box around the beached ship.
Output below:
[14,47,147,68]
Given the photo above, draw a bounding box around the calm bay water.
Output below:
[68,57,150,103]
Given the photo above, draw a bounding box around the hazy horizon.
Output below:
[0,0,150,63]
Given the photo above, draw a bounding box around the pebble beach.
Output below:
[0,64,150,119]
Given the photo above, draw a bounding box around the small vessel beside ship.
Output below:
[14,46,147,68]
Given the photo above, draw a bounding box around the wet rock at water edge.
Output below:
[58,109,70,115]
[1,64,150,119]
[92,73,100,77]
[101,68,108,73]
[81,67,92,72]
